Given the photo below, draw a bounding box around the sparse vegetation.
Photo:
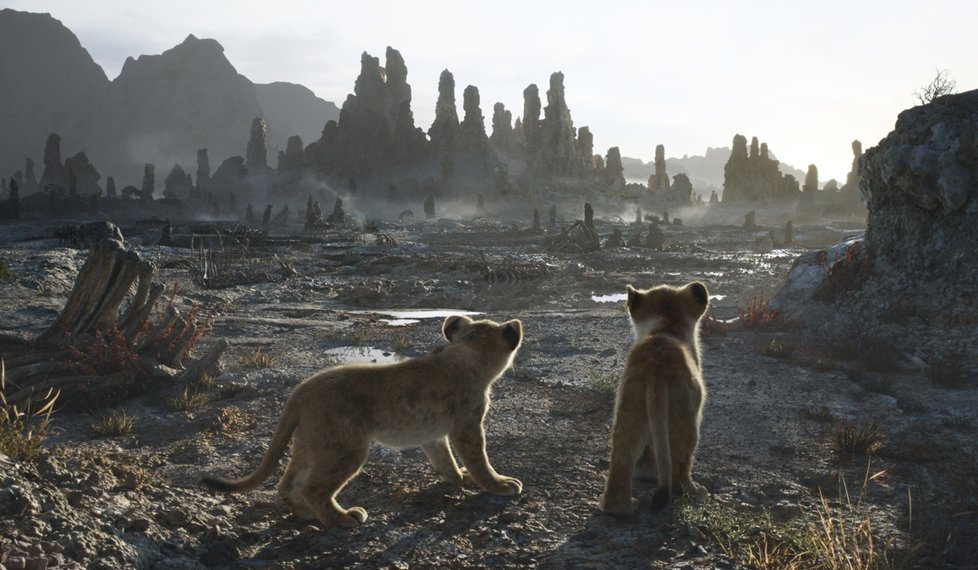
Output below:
[88,408,137,438]
[806,405,835,422]
[1,359,59,463]
[238,346,277,369]
[166,386,209,411]
[585,369,619,400]
[926,358,969,389]
[736,291,781,331]
[213,406,247,433]
[830,420,885,458]
[393,334,416,353]
[813,242,872,301]
[760,337,793,359]
[0,259,12,279]
[914,68,957,105]
[860,375,897,397]
[677,467,912,569]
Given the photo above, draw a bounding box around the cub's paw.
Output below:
[487,476,523,496]
[598,493,639,516]
[685,481,708,498]
[437,469,465,486]
[329,506,368,529]
[458,468,476,486]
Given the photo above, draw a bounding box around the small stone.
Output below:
[166,508,190,526]
[24,558,48,570]
[65,491,83,509]
[6,556,27,570]
[129,517,152,532]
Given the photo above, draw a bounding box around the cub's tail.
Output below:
[203,398,299,493]
[647,381,672,511]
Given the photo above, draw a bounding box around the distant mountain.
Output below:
[0,9,340,186]
[0,9,108,177]
[623,147,807,193]
[256,82,340,158]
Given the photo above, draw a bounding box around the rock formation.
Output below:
[648,144,670,192]
[536,72,577,176]
[841,140,863,193]
[604,147,625,187]
[490,102,515,153]
[459,85,490,152]
[24,158,37,194]
[803,164,818,193]
[39,133,68,192]
[245,118,269,173]
[576,127,595,175]
[105,176,117,199]
[722,134,800,203]
[63,152,101,196]
[163,164,193,199]
[196,149,210,196]
[429,69,461,158]
[522,84,542,161]
[278,136,305,171]
[210,156,247,197]
[141,164,155,200]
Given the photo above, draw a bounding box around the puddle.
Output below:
[591,293,627,303]
[354,309,482,326]
[324,346,403,364]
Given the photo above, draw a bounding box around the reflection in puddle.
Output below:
[324,346,403,364]
[355,309,482,327]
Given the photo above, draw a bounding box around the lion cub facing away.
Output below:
[599,282,709,515]
[203,315,524,529]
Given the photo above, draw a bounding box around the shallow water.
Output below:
[353,308,483,326]
[324,346,403,364]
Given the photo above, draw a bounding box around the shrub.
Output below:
[736,291,781,330]
[166,387,208,411]
[1,360,60,463]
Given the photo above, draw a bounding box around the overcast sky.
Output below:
[7,0,977,180]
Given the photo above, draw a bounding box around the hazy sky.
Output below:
[7,0,977,180]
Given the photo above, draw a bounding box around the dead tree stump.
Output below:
[1,238,228,406]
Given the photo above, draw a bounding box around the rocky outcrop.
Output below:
[722,134,800,203]
[163,164,193,199]
[141,164,155,200]
[64,152,101,196]
[311,50,429,178]
[39,133,68,192]
[576,127,594,174]
[536,72,577,176]
[24,158,37,194]
[604,147,625,188]
[841,139,862,193]
[196,149,210,195]
[211,156,247,197]
[254,81,339,157]
[245,118,269,173]
[429,69,461,159]
[278,136,305,172]
[459,85,490,153]
[522,85,542,161]
[648,144,670,192]
[490,103,515,153]
[774,90,978,363]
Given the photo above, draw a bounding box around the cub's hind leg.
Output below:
[277,437,317,520]
[599,392,649,516]
[671,413,707,498]
[422,436,465,485]
[300,442,370,529]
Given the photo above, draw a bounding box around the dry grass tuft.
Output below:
[166,387,209,412]
[926,359,969,389]
[238,347,277,369]
[830,420,885,458]
[1,359,59,463]
[88,409,137,438]
[585,369,619,400]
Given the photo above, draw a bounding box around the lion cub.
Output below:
[203,315,523,528]
[599,282,709,514]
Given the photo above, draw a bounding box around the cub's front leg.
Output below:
[450,420,522,496]
[421,436,465,485]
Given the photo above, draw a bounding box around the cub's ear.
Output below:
[687,282,709,307]
[501,319,523,350]
[442,315,473,341]
[626,284,641,312]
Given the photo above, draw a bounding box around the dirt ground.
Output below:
[1,215,976,569]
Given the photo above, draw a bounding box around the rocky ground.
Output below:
[1,215,976,569]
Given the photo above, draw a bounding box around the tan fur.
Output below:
[203,316,524,528]
[599,282,709,515]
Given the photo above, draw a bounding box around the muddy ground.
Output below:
[1,214,976,569]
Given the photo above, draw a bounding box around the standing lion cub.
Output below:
[599,282,709,514]
[203,315,524,528]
